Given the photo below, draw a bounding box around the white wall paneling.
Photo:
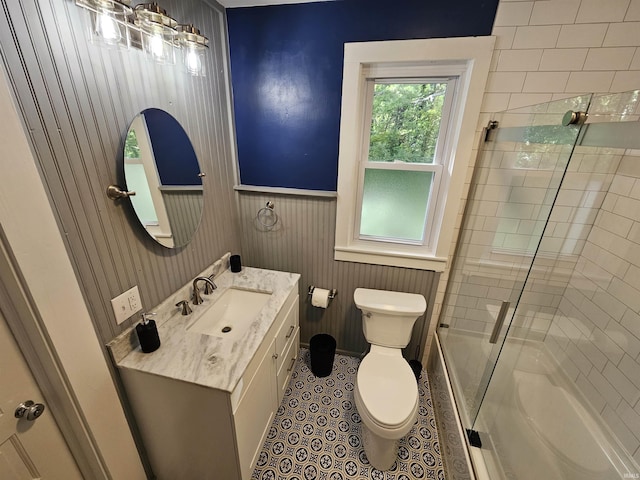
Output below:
[238,192,439,358]
[0,0,240,344]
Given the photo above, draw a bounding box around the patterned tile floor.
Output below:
[252,349,445,480]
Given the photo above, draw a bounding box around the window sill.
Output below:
[334,246,447,272]
[234,184,337,198]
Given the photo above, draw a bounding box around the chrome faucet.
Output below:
[192,276,217,305]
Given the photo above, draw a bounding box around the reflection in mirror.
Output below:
[124,108,203,248]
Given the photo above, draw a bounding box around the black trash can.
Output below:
[309,334,336,377]
[409,359,422,381]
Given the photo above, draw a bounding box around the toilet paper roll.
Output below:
[311,288,331,308]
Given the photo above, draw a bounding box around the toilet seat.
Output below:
[356,346,418,429]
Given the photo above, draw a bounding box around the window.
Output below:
[334,37,494,271]
[358,78,456,246]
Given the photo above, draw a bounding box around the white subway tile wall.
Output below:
[539,48,588,71]
[494,2,535,27]
[428,0,640,462]
[575,0,630,24]
[428,0,640,358]
[604,22,640,46]
[496,49,543,71]
[628,0,640,21]
[566,71,616,92]
[491,0,639,95]
[557,23,609,48]
[547,151,640,458]
[530,0,580,25]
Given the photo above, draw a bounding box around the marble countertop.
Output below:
[110,264,300,393]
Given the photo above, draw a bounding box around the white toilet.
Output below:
[353,288,427,471]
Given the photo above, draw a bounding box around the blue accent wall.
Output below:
[143,108,202,186]
[228,0,498,191]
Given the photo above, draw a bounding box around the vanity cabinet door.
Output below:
[233,291,300,479]
[234,337,277,480]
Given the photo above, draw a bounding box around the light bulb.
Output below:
[95,12,121,44]
[185,48,202,75]
[149,34,164,59]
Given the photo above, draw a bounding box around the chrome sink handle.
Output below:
[176,300,192,315]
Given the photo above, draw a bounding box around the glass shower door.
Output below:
[471,90,640,480]
[437,94,591,428]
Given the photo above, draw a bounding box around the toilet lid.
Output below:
[357,352,418,428]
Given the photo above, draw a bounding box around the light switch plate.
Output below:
[111,286,142,325]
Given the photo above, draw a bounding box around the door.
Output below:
[437,94,591,428]
[0,306,82,479]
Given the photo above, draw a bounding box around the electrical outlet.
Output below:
[127,287,141,312]
[111,286,142,325]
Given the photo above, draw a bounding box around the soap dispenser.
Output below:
[136,312,161,353]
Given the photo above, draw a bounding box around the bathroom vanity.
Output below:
[110,263,300,480]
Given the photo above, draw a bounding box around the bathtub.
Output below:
[432,331,637,479]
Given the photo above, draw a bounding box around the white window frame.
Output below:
[334,37,495,272]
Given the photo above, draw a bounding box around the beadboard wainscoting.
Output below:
[237,192,440,357]
[0,0,239,344]
[162,190,205,248]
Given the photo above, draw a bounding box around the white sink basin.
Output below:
[187,287,272,340]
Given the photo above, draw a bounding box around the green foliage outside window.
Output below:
[368,82,447,164]
[125,129,141,159]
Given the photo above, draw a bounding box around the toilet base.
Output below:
[361,423,399,471]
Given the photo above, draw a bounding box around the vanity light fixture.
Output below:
[134,3,178,65]
[75,0,134,48]
[176,25,209,77]
[75,0,208,76]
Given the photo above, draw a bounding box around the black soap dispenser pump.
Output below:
[136,312,161,353]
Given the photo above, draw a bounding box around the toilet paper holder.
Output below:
[308,286,337,306]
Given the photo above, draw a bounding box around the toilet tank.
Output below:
[354,288,427,348]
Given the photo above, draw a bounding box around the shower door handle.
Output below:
[489,301,510,344]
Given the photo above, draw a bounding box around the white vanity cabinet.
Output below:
[233,292,299,480]
[118,281,299,480]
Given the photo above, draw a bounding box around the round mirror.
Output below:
[124,108,204,248]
